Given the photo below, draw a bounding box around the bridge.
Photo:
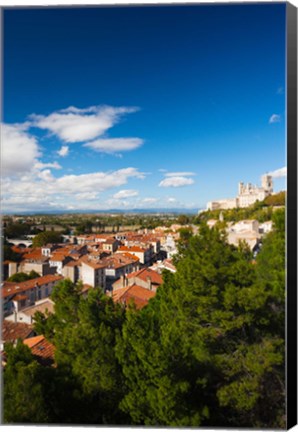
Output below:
[6,238,33,248]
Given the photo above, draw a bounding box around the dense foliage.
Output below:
[3,209,285,427]
[4,223,32,238]
[7,270,41,283]
[32,231,63,247]
[195,197,286,224]
[263,191,286,207]
[3,244,22,262]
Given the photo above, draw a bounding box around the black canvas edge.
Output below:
[286,1,298,430]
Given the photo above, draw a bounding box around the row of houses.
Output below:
[1,229,181,369]
[2,274,63,318]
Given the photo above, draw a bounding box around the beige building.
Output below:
[207,174,273,211]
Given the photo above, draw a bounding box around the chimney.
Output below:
[146,276,152,291]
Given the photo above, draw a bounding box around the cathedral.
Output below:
[207,174,273,211]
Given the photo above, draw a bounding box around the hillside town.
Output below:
[0,174,287,430]
[2,206,278,363]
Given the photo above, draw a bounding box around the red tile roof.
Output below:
[101,253,139,269]
[64,259,82,267]
[118,246,146,253]
[121,252,140,262]
[128,268,163,285]
[13,294,28,302]
[11,246,31,254]
[80,257,106,270]
[2,320,34,343]
[23,335,55,366]
[1,275,63,299]
[49,253,66,262]
[113,284,155,309]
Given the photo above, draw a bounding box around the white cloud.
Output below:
[269,114,281,124]
[159,176,195,188]
[75,192,99,201]
[165,171,196,177]
[34,161,62,170]
[267,166,287,178]
[37,169,55,182]
[167,197,177,203]
[54,168,144,194]
[2,168,145,209]
[30,105,140,143]
[113,189,139,199]
[142,197,158,204]
[1,123,41,177]
[57,146,69,157]
[84,137,143,154]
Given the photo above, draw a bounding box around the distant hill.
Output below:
[4,208,202,216]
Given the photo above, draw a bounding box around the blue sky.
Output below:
[2,3,287,213]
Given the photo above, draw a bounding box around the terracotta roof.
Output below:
[121,252,140,262]
[140,235,160,242]
[104,238,117,244]
[2,320,34,343]
[101,253,139,269]
[24,335,55,366]
[64,259,82,267]
[128,268,163,285]
[80,257,106,270]
[23,250,46,261]
[118,246,146,253]
[113,284,155,309]
[13,294,28,302]
[11,246,31,254]
[1,275,63,299]
[49,253,66,262]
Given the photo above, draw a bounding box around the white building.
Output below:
[230,220,259,234]
[80,259,106,289]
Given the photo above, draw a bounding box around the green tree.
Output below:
[34,279,128,424]
[3,339,85,424]
[3,244,21,262]
[3,341,50,423]
[264,191,286,207]
[7,270,40,283]
[32,231,62,247]
[177,214,190,225]
[116,222,285,428]
[5,223,31,238]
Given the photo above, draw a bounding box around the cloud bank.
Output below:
[159,171,196,188]
[113,189,139,199]
[30,105,140,143]
[1,123,41,177]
